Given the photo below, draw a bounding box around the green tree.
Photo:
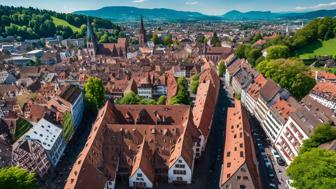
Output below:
[0,167,38,189]
[84,77,105,111]
[140,98,157,105]
[211,32,221,47]
[266,45,290,60]
[190,74,200,94]
[235,44,252,59]
[156,96,167,105]
[300,123,336,153]
[257,58,316,100]
[62,111,74,142]
[287,148,336,189]
[252,33,262,43]
[117,91,141,105]
[218,60,226,76]
[171,77,191,105]
[247,49,262,66]
[151,33,160,45]
[163,34,173,46]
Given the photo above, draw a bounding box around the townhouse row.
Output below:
[225,57,336,165]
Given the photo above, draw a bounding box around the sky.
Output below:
[1,0,336,15]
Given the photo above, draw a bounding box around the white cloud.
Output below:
[296,2,336,10]
[185,1,198,5]
[132,0,146,3]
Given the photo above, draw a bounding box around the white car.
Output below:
[286,180,295,189]
[271,149,281,160]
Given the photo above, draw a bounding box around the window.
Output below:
[175,164,185,168]
[227,152,231,157]
[243,176,248,180]
[137,173,143,177]
[240,185,246,189]
[227,162,231,168]
[240,151,244,157]
[173,170,186,175]
[227,174,231,178]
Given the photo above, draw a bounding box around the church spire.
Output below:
[138,16,146,47]
[87,17,95,42]
[140,16,145,33]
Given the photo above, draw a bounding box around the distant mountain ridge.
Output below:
[74,6,218,22]
[74,6,336,22]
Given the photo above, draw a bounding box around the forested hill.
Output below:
[0,5,123,42]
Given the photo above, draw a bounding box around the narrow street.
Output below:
[44,111,97,189]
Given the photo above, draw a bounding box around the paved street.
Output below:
[249,116,290,189]
[43,111,97,189]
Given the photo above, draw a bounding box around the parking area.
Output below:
[248,116,292,189]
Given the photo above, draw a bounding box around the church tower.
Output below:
[138,16,146,47]
[86,18,97,57]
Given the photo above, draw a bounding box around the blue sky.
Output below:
[1,0,336,15]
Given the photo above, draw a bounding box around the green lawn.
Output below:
[15,118,33,140]
[51,16,80,32]
[296,38,336,59]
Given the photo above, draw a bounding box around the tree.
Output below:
[300,123,336,153]
[247,49,262,66]
[266,45,290,60]
[171,77,191,105]
[252,33,262,43]
[156,96,167,105]
[190,74,200,94]
[218,60,226,76]
[62,111,74,142]
[117,91,141,105]
[257,58,316,100]
[235,44,252,59]
[211,32,221,47]
[163,34,173,46]
[0,167,38,189]
[151,33,160,45]
[287,148,336,189]
[84,77,105,111]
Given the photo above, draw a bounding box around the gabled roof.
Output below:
[221,100,260,188]
[259,79,281,102]
[130,140,155,183]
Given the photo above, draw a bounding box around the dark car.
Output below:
[277,158,286,166]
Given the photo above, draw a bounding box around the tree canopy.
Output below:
[300,123,336,154]
[151,33,160,45]
[218,60,226,76]
[211,32,221,47]
[163,34,173,46]
[190,74,200,94]
[0,5,120,41]
[266,45,290,60]
[117,91,167,105]
[287,123,336,189]
[171,77,191,105]
[287,148,336,189]
[0,167,38,189]
[84,77,105,111]
[257,58,316,100]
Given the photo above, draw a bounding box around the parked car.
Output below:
[286,180,295,189]
[269,183,277,189]
[277,158,286,166]
[271,149,281,159]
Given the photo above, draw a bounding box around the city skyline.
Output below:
[1,0,336,15]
